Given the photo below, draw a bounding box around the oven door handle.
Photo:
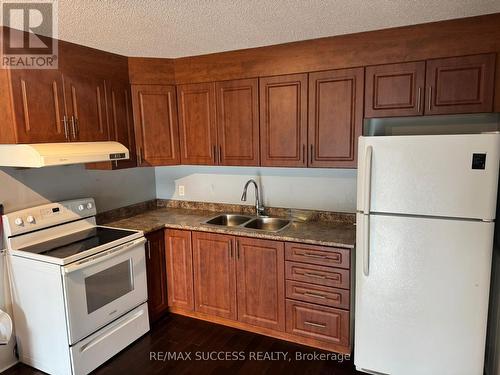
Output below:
[62,237,146,275]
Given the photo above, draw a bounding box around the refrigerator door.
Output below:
[357,133,500,220]
[355,213,493,375]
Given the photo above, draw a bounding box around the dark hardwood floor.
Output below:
[5,314,361,374]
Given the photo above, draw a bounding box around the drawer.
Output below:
[285,261,350,289]
[285,242,350,269]
[286,299,349,346]
[286,280,349,310]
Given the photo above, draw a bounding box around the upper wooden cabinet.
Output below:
[426,53,495,115]
[365,54,496,118]
[8,69,68,143]
[259,74,308,167]
[131,84,180,166]
[236,237,285,331]
[63,74,108,141]
[145,229,169,324]
[308,68,364,168]
[216,79,260,166]
[192,231,237,320]
[365,61,426,118]
[177,82,217,165]
[165,229,194,312]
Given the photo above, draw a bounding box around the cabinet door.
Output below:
[131,85,180,166]
[236,237,285,331]
[192,232,236,320]
[63,74,108,141]
[426,53,495,115]
[107,81,137,168]
[308,68,364,168]
[216,78,259,166]
[165,229,194,311]
[145,230,169,323]
[365,61,426,118]
[177,82,217,165]
[9,69,67,143]
[259,74,308,167]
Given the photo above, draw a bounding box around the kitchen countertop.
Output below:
[103,207,356,249]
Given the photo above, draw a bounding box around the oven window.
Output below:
[85,260,134,314]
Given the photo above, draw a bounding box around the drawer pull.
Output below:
[304,272,326,279]
[302,252,341,261]
[304,321,326,328]
[303,292,327,299]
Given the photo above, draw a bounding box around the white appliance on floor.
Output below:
[355,133,500,375]
[2,198,150,375]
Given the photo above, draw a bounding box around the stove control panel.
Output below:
[2,198,97,237]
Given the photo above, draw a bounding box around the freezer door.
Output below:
[357,133,500,220]
[355,213,493,375]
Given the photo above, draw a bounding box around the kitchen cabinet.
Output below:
[365,61,426,118]
[216,78,260,166]
[145,230,169,323]
[8,69,68,143]
[177,82,217,165]
[192,232,237,320]
[259,74,308,167]
[236,237,285,331]
[426,53,495,115]
[131,84,180,166]
[308,68,364,168]
[165,229,194,311]
[63,74,108,141]
[365,53,495,117]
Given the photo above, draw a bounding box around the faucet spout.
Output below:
[241,179,265,216]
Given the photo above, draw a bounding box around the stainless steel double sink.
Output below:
[203,214,291,232]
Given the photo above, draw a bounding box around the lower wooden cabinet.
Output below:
[145,230,169,323]
[236,237,285,331]
[165,229,194,311]
[192,232,237,320]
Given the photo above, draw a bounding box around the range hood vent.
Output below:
[0,142,129,168]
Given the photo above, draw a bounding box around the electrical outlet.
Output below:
[178,185,185,196]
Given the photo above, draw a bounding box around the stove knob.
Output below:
[77,204,85,211]
[86,202,93,210]
[14,218,23,226]
[26,215,35,224]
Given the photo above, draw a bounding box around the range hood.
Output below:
[0,142,129,168]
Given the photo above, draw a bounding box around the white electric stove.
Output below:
[2,198,150,375]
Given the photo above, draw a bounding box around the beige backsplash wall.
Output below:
[155,166,357,212]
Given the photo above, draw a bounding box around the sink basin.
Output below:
[243,217,291,232]
[204,214,252,227]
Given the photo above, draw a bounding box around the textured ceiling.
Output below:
[7,0,500,58]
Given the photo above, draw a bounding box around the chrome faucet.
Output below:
[241,179,266,216]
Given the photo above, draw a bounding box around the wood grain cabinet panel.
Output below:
[165,229,194,311]
[286,299,349,346]
[145,230,169,323]
[216,79,260,166]
[192,232,237,320]
[131,84,180,166]
[236,237,285,331]
[308,68,363,168]
[365,61,426,118]
[9,69,67,143]
[63,74,108,141]
[177,82,217,165]
[259,74,308,167]
[425,53,495,115]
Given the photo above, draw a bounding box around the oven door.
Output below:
[62,237,148,345]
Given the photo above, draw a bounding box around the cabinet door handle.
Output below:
[213,145,217,164]
[74,117,79,138]
[219,145,222,164]
[70,116,77,140]
[304,272,326,279]
[146,241,151,259]
[236,240,240,259]
[303,292,327,299]
[304,321,326,328]
[63,115,69,140]
[137,147,143,165]
[229,241,233,258]
[310,144,313,165]
[416,87,422,113]
[428,86,432,112]
[302,144,306,164]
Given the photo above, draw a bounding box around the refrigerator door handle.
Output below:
[362,214,370,276]
[363,145,373,214]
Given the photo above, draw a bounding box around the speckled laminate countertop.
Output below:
[102,207,356,249]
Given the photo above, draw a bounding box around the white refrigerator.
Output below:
[354,133,500,375]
